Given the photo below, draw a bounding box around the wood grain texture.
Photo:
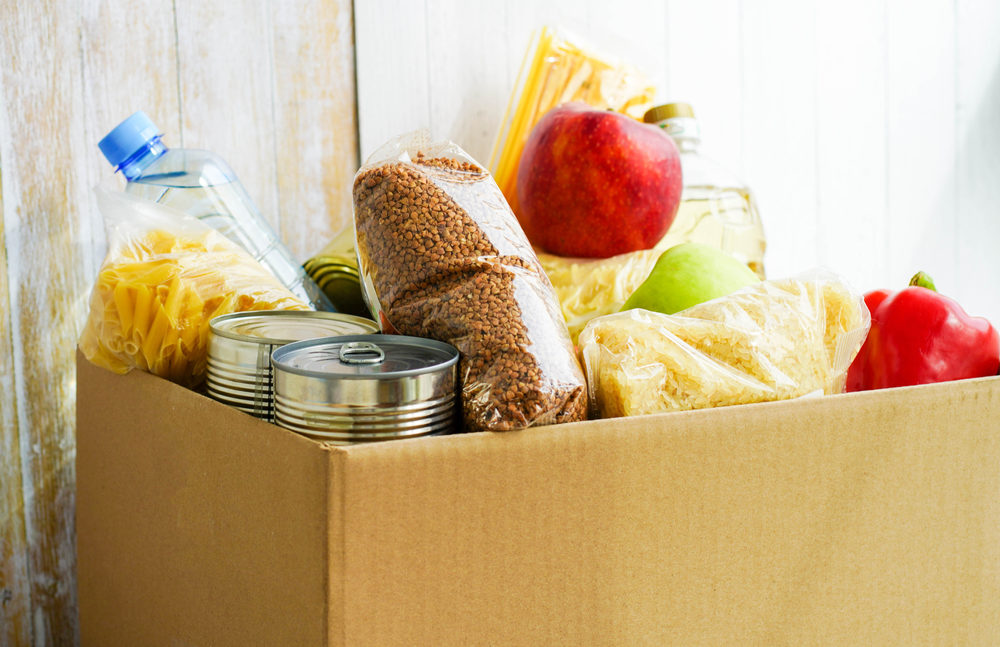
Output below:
[886,0,957,290]
[354,0,432,161]
[270,0,359,255]
[424,0,509,164]
[174,0,282,233]
[740,0,819,280]
[956,0,1000,322]
[814,0,889,291]
[665,0,743,173]
[0,158,30,647]
[0,2,84,645]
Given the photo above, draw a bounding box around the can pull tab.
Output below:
[339,341,385,365]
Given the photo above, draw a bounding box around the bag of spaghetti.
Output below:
[79,186,308,387]
[578,271,870,418]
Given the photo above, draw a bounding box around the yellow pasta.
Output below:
[162,276,183,324]
[112,283,135,337]
[79,226,310,387]
[132,284,152,345]
[134,261,175,286]
[148,294,166,354]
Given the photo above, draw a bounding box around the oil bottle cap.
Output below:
[643,102,696,124]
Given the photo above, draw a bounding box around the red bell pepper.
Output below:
[846,272,1000,391]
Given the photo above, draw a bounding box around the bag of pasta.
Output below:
[79,186,309,387]
[579,272,870,418]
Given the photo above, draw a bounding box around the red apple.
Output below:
[515,103,682,258]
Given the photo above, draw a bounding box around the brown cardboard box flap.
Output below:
[77,352,1000,645]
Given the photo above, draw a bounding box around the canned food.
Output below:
[271,334,459,444]
[303,255,369,318]
[206,311,379,421]
[304,226,369,319]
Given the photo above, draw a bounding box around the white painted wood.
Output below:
[587,0,667,88]
[956,0,1000,324]
[354,0,432,162]
[174,0,282,234]
[0,2,89,644]
[665,0,743,175]
[423,0,509,163]
[813,0,889,293]
[269,0,359,255]
[0,174,30,647]
[886,0,958,292]
[0,29,32,645]
[740,0,819,281]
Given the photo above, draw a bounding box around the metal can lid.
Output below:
[315,270,362,291]
[313,266,360,282]
[642,102,696,124]
[307,264,360,282]
[304,255,359,275]
[272,334,458,378]
[210,311,378,346]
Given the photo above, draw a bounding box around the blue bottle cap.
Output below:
[98,111,161,169]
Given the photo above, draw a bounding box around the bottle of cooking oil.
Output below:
[644,103,767,278]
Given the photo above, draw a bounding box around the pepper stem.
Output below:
[909,271,937,292]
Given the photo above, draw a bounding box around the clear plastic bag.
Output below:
[78,186,309,387]
[353,133,588,432]
[579,272,870,418]
[537,247,662,344]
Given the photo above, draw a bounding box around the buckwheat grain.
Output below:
[354,152,587,432]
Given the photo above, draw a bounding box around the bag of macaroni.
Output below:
[78,183,309,388]
[846,272,1000,391]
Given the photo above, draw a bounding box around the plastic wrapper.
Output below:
[79,187,309,387]
[538,247,661,343]
[579,272,870,418]
[489,25,657,216]
[353,133,588,432]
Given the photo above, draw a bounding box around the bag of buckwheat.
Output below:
[352,133,588,432]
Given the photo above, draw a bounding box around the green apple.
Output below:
[621,242,760,315]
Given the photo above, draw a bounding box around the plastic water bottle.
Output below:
[98,111,332,311]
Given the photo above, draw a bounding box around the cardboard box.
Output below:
[76,351,1000,646]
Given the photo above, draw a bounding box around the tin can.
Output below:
[303,227,370,318]
[271,334,459,444]
[206,311,379,421]
[303,256,369,318]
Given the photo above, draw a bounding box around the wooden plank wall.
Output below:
[355,0,1000,324]
[0,0,357,644]
[2,0,1000,644]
